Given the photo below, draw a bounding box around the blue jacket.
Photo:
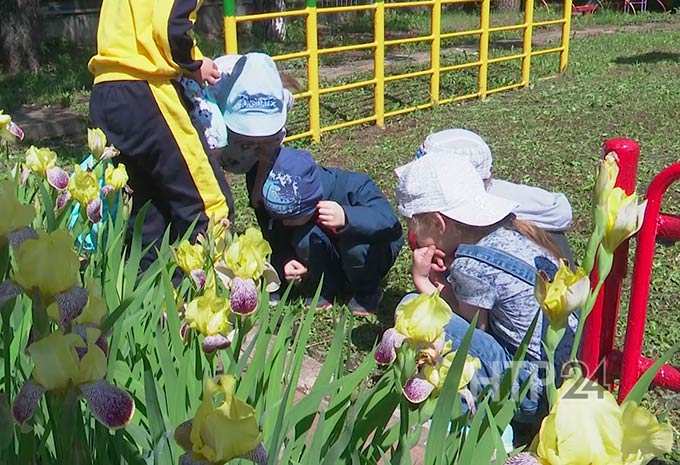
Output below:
[247,148,403,273]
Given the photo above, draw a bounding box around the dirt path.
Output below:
[283,20,680,82]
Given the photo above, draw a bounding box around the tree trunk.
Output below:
[494,0,521,10]
[254,0,287,42]
[0,0,42,74]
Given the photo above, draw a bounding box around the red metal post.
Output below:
[618,161,680,401]
[580,139,640,383]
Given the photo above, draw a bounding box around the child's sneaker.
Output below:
[348,289,383,317]
[304,296,334,310]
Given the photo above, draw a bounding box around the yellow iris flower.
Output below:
[421,350,481,393]
[13,229,80,300]
[185,291,231,337]
[536,377,673,465]
[28,330,107,391]
[68,166,100,206]
[190,375,262,464]
[175,240,205,274]
[88,128,107,159]
[594,153,619,207]
[104,164,129,190]
[224,228,272,281]
[601,187,647,254]
[76,278,108,326]
[394,292,452,346]
[535,261,590,329]
[0,180,34,242]
[25,146,57,178]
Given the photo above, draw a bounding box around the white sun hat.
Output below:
[222,53,293,137]
[415,128,493,180]
[395,152,518,226]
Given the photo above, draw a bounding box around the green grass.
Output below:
[1,10,679,461]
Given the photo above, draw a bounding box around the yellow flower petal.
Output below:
[537,377,624,465]
[594,153,619,208]
[74,278,107,326]
[25,146,57,177]
[104,164,128,190]
[394,292,452,346]
[224,228,272,281]
[602,188,646,253]
[621,402,674,464]
[190,375,261,463]
[0,180,34,240]
[175,240,205,274]
[28,332,81,391]
[422,351,480,393]
[88,128,107,159]
[536,261,589,329]
[68,166,100,206]
[185,292,231,337]
[13,229,81,300]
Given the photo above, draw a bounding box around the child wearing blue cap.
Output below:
[259,148,404,315]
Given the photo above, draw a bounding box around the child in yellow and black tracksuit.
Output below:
[88,0,234,270]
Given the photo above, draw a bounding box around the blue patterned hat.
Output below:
[262,150,323,219]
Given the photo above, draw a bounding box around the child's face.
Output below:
[225,129,283,163]
[409,213,462,255]
[282,213,314,227]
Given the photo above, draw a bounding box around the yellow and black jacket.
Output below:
[89,0,205,84]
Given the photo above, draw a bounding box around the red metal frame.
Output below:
[581,139,640,384]
[579,137,680,400]
[617,161,680,401]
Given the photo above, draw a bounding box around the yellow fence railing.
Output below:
[223,0,573,142]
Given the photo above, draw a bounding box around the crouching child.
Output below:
[259,149,404,316]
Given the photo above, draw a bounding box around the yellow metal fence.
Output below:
[223,0,573,142]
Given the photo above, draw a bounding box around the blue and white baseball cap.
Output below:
[223,53,293,137]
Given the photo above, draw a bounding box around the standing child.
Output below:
[395,153,576,420]
[88,1,233,269]
[260,149,404,315]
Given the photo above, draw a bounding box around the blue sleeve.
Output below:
[336,173,402,242]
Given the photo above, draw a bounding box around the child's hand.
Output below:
[317,201,346,228]
[189,58,221,86]
[284,259,308,282]
[412,245,436,280]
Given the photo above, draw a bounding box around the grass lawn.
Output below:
[1,9,679,461]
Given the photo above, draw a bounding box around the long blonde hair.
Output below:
[412,212,565,261]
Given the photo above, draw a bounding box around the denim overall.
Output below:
[444,244,574,421]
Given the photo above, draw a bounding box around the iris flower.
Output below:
[535,261,589,329]
[87,128,107,159]
[175,375,267,465]
[536,376,673,465]
[403,340,481,404]
[104,164,129,191]
[224,228,272,282]
[12,330,135,430]
[25,146,57,178]
[0,110,24,141]
[184,291,232,353]
[601,188,647,254]
[13,229,81,302]
[0,180,35,246]
[375,292,453,365]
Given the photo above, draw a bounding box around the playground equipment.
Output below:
[222,0,573,142]
[581,138,680,401]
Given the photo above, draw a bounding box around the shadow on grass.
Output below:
[613,51,680,65]
[350,286,406,352]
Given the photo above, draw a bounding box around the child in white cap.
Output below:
[395,152,576,423]
[414,129,573,262]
